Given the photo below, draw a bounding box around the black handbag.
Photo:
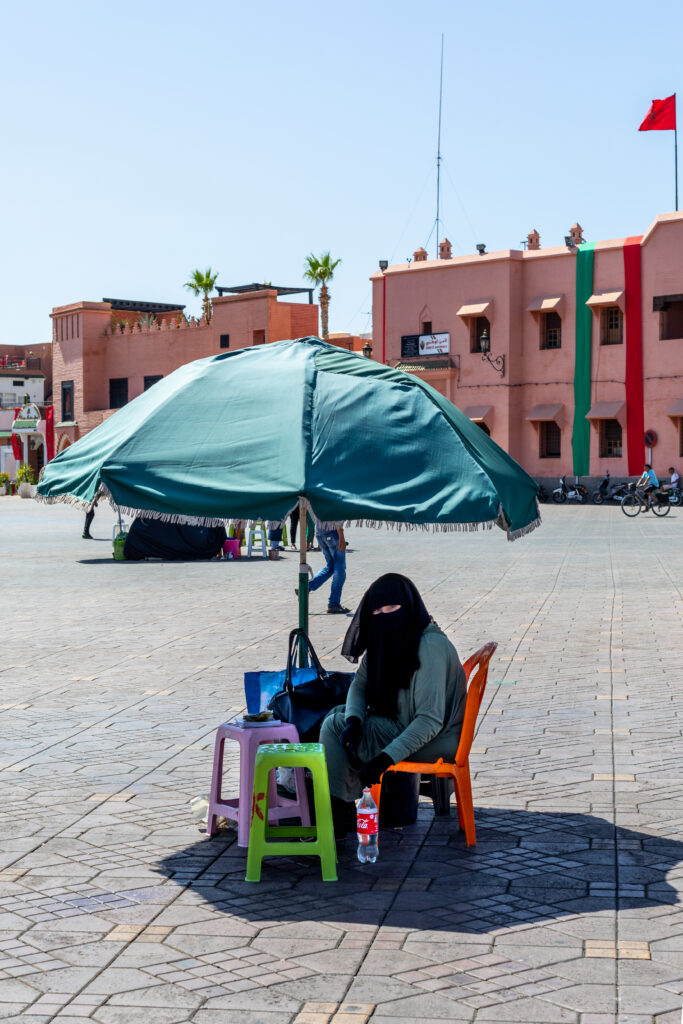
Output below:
[268,628,355,742]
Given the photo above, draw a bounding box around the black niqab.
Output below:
[341,573,432,717]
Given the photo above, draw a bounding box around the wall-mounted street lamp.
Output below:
[476,243,487,255]
[362,341,373,359]
[479,328,505,377]
[378,260,389,272]
[564,235,574,248]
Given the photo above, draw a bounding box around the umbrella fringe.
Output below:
[344,517,498,534]
[507,512,542,542]
[35,490,542,540]
[103,493,230,527]
[35,492,93,513]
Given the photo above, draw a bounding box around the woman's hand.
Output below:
[359,751,393,787]
[340,716,362,766]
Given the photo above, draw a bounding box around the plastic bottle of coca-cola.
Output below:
[356,787,379,863]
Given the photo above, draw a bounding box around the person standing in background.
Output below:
[82,496,100,539]
[308,521,349,613]
[289,506,314,550]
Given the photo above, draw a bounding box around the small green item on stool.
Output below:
[113,535,127,560]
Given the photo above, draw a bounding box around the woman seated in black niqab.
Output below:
[319,573,467,837]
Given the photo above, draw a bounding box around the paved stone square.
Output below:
[1,497,683,1024]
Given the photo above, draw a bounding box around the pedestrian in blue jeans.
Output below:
[308,522,349,614]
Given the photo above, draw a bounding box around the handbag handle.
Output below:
[284,628,327,691]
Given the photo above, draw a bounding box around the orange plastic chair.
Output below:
[370,641,497,847]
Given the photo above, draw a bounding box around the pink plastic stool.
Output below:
[222,539,241,559]
[207,721,310,846]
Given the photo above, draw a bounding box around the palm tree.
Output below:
[303,252,341,340]
[184,268,219,323]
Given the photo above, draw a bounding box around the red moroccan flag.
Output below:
[639,94,676,131]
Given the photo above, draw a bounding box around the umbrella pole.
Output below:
[298,496,309,666]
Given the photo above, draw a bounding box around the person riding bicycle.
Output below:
[636,463,659,510]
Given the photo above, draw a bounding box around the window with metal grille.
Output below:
[61,380,74,421]
[539,421,561,458]
[541,312,562,349]
[470,316,490,353]
[599,419,622,457]
[109,378,128,409]
[660,300,683,340]
[143,375,163,391]
[12,379,24,387]
[253,329,265,345]
[219,334,230,349]
[601,307,623,345]
[421,321,432,335]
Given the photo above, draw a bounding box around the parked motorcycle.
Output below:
[591,471,611,504]
[536,482,549,503]
[552,475,589,504]
[667,485,682,507]
[592,472,629,504]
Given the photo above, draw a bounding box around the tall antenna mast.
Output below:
[435,33,444,259]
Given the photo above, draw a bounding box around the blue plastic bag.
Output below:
[244,667,318,714]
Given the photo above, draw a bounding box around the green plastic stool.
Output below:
[245,743,337,883]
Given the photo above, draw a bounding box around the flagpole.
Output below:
[675,92,679,211]
[435,34,444,258]
[675,124,679,211]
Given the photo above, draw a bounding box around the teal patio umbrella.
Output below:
[38,336,540,639]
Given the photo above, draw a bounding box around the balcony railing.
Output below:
[0,356,41,370]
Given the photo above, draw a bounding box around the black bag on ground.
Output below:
[123,517,226,561]
[379,772,420,827]
[268,628,355,742]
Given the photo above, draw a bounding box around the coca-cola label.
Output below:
[357,810,378,835]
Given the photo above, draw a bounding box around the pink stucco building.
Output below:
[372,212,683,480]
[0,345,53,479]
[50,286,320,452]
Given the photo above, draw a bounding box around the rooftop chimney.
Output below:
[569,222,584,246]
[438,237,452,260]
[527,228,540,251]
[413,247,428,262]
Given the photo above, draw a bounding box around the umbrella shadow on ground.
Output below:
[156,806,683,933]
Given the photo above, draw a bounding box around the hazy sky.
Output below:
[1,0,681,347]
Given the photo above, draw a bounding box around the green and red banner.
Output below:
[572,238,645,476]
[623,236,644,474]
[571,243,595,476]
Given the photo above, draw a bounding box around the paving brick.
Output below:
[3,502,683,1021]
